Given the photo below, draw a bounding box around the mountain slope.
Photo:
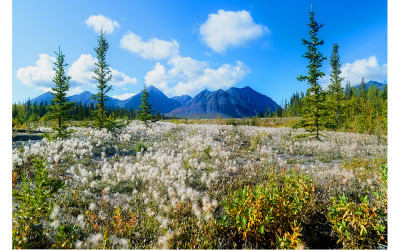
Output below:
[171,95,192,105]
[168,86,280,118]
[119,85,182,113]
[226,86,280,114]
[354,80,386,90]
[68,91,122,107]
[30,91,53,104]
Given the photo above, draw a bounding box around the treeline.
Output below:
[12,100,166,129]
[281,81,387,135]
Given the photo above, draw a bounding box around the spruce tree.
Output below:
[326,43,346,129]
[92,30,112,129]
[137,86,155,125]
[265,107,271,117]
[48,47,75,138]
[358,77,367,99]
[344,81,352,100]
[297,10,327,140]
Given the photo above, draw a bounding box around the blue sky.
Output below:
[12,0,387,105]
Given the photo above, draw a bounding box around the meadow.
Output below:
[12,119,387,249]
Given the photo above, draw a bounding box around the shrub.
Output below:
[12,157,64,248]
[203,145,212,159]
[217,116,222,125]
[226,118,236,126]
[220,169,316,248]
[328,194,386,249]
[136,142,148,152]
[52,224,82,248]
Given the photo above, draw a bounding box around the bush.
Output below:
[226,118,236,126]
[12,157,64,248]
[136,142,148,152]
[220,169,316,248]
[328,194,386,249]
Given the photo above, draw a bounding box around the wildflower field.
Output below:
[12,120,387,249]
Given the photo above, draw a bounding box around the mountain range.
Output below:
[29,85,280,118]
[353,80,386,90]
[27,80,386,118]
[30,85,280,118]
[168,86,279,118]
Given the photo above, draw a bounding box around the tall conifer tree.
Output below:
[137,85,155,125]
[297,10,327,140]
[326,43,346,129]
[358,77,367,99]
[48,47,75,138]
[92,30,112,129]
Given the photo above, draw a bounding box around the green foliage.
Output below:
[12,101,138,128]
[226,117,237,126]
[92,30,113,130]
[168,202,219,249]
[220,169,316,248]
[325,43,346,129]
[283,92,305,117]
[328,194,386,249]
[48,47,75,138]
[52,224,82,249]
[12,157,64,248]
[203,145,212,159]
[136,142,148,152]
[286,83,387,136]
[297,10,327,140]
[137,86,156,125]
[250,116,257,126]
[249,132,263,150]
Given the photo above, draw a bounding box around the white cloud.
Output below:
[110,68,137,86]
[68,54,97,85]
[36,86,52,93]
[85,14,120,34]
[112,93,137,100]
[17,53,137,93]
[67,86,84,96]
[16,53,55,88]
[145,56,249,96]
[144,62,171,91]
[341,56,387,85]
[68,54,137,87]
[120,31,180,60]
[199,10,269,53]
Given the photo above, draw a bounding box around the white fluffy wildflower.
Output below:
[76,214,85,227]
[50,205,60,220]
[161,218,169,229]
[89,203,96,211]
[75,240,83,249]
[50,220,60,229]
[146,207,154,217]
[83,189,91,196]
[87,233,103,248]
[118,238,129,249]
[192,202,202,219]
[158,231,173,249]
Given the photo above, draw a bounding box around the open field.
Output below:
[12,120,387,248]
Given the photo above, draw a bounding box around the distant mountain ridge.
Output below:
[171,95,192,105]
[354,80,386,90]
[28,85,280,118]
[29,86,182,114]
[168,86,280,118]
[118,86,182,113]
